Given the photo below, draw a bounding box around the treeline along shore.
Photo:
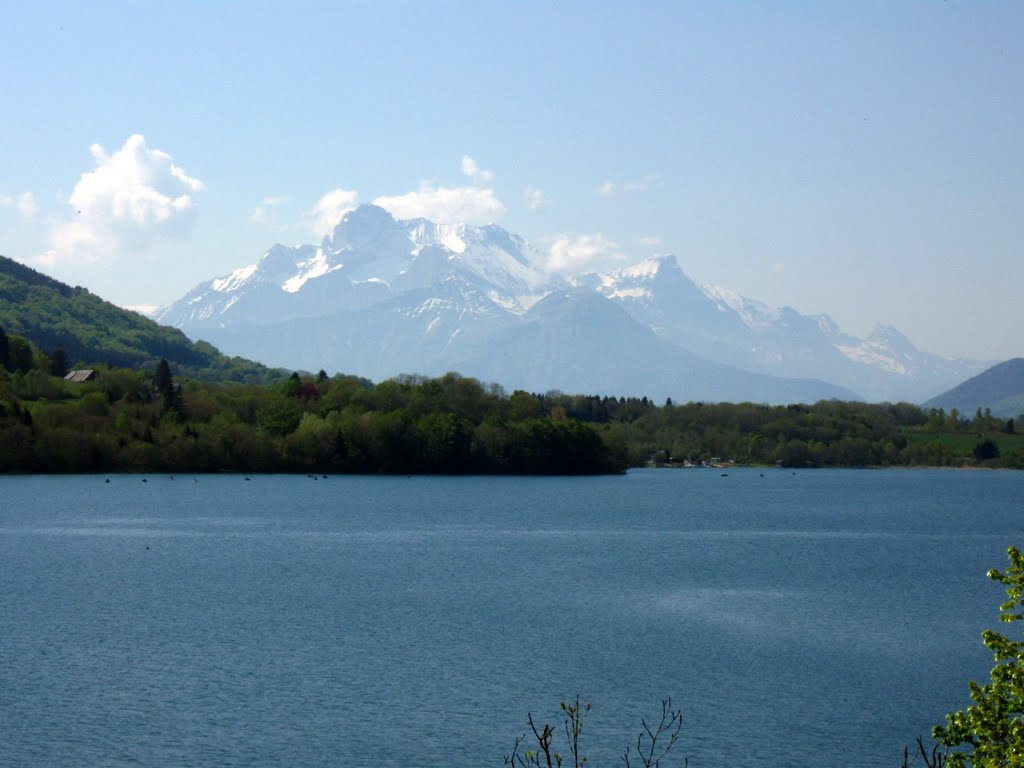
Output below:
[1,326,1022,474]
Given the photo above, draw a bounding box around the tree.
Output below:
[8,336,33,374]
[973,440,1000,462]
[50,348,69,378]
[947,408,963,432]
[932,546,1024,766]
[154,358,183,416]
[281,371,301,397]
[154,358,173,397]
[505,696,685,768]
[256,396,303,437]
[0,326,8,370]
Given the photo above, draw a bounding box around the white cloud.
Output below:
[0,192,39,218]
[524,186,547,212]
[35,134,203,267]
[623,175,656,192]
[307,188,359,237]
[461,155,495,184]
[547,233,623,273]
[597,175,657,197]
[17,192,38,218]
[250,195,289,226]
[374,183,504,225]
[638,235,662,247]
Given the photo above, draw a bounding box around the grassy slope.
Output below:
[904,430,1024,458]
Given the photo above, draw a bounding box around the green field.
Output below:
[904,429,1024,465]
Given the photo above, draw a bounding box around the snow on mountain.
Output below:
[590,253,987,401]
[458,288,857,404]
[212,263,259,293]
[591,254,750,346]
[701,283,780,329]
[156,205,559,332]
[202,279,519,383]
[157,206,986,403]
[836,327,914,376]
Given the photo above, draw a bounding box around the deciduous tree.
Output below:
[932,546,1024,766]
[8,335,33,374]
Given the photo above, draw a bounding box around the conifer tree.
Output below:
[154,358,173,396]
[50,348,69,378]
[154,358,183,416]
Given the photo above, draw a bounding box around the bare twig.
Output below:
[507,696,685,768]
[623,698,684,768]
[900,737,947,768]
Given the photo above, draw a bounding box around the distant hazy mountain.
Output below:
[157,204,984,403]
[455,289,858,403]
[587,254,986,402]
[924,358,1024,418]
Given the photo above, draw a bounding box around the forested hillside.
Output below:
[590,396,1023,468]
[0,343,624,474]
[1,329,1021,473]
[925,357,1024,418]
[0,256,285,384]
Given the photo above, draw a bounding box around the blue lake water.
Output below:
[1,469,1022,767]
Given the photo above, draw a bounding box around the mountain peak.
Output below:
[701,283,781,328]
[258,243,309,275]
[327,204,402,252]
[869,324,910,344]
[594,253,693,301]
[154,207,986,403]
[616,252,679,279]
[867,324,917,356]
[342,203,396,226]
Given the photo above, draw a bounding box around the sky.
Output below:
[1,1,1021,361]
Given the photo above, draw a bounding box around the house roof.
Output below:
[64,370,96,382]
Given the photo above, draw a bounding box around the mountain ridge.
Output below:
[924,358,1024,418]
[156,204,987,403]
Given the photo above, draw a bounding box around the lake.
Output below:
[1,469,1021,767]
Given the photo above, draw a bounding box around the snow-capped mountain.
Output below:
[157,204,559,331]
[590,253,986,401]
[157,205,985,403]
[456,288,859,403]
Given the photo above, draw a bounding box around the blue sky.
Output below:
[1,1,1021,360]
